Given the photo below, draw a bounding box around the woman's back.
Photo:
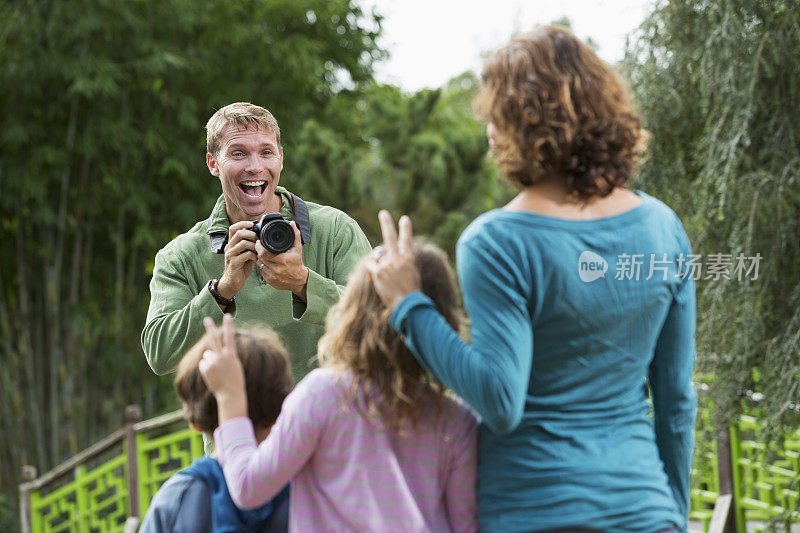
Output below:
[486,189,679,409]
[459,190,695,530]
[388,190,695,531]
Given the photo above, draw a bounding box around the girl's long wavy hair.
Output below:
[474,26,647,199]
[317,241,461,431]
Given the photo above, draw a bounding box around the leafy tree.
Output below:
[625,0,800,425]
[287,72,510,255]
[0,0,381,525]
[366,74,508,252]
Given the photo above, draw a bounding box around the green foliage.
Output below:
[0,494,17,533]
[625,0,800,425]
[0,0,502,522]
[0,0,381,519]
[7,0,798,524]
[288,72,510,255]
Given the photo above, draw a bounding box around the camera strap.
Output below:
[289,192,312,245]
[209,230,227,254]
[207,191,312,254]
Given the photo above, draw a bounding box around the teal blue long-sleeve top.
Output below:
[390,191,696,532]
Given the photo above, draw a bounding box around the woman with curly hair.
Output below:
[368,26,696,532]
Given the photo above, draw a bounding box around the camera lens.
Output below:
[261,220,294,253]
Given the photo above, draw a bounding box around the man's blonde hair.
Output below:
[206,102,281,156]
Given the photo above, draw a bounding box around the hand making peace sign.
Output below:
[198,314,248,423]
[365,210,422,311]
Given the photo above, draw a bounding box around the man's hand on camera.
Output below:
[217,221,258,302]
[256,221,309,302]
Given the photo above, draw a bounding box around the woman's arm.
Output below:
[390,237,533,435]
[648,268,697,530]
[369,211,534,435]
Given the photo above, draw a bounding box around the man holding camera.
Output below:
[142,102,372,381]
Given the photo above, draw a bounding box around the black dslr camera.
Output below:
[251,213,294,254]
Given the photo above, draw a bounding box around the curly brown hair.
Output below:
[474,26,646,199]
[317,241,461,431]
[175,327,293,433]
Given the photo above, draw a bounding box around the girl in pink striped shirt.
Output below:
[199,242,478,532]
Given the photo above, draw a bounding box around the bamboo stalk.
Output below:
[16,215,47,471]
[48,96,79,468]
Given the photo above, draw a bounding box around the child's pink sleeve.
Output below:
[214,371,327,509]
[444,403,479,532]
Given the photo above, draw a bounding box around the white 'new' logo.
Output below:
[578,251,608,282]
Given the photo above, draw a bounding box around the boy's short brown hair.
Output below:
[174,327,293,433]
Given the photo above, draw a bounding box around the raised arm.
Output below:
[213,393,321,509]
[199,316,323,509]
[370,211,534,435]
[390,238,533,435]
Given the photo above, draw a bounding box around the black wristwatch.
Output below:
[208,279,236,307]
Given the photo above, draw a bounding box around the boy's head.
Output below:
[175,327,293,433]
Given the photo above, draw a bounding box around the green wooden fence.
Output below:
[18,394,800,532]
[729,414,800,530]
[689,389,800,532]
[690,391,722,529]
[19,407,202,533]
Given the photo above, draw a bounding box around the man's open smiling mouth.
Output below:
[240,180,267,198]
